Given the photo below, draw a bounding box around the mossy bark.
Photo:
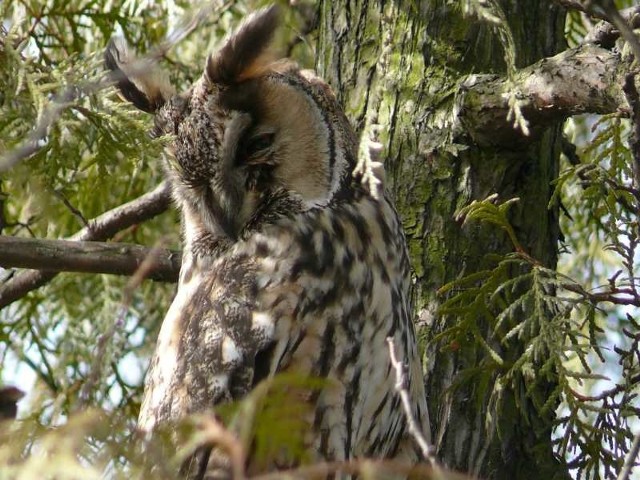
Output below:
[316,1,570,478]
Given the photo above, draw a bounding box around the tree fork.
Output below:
[0,182,171,309]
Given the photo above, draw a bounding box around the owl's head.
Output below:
[105,6,358,242]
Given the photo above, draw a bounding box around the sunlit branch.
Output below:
[459,43,630,147]
[0,182,172,310]
[0,236,180,281]
[617,426,640,480]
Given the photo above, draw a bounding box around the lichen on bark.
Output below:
[317,1,570,477]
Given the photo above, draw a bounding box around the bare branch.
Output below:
[459,43,629,147]
[617,429,640,480]
[555,0,627,22]
[460,1,640,148]
[0,182,172,310]
[562,281,640,307]
[71,181,171,241]
[555,0,590,14]
[590,0,640,64]
[186,415,247,480]
[555,0,640,55]
[386,337,437,467]
[583,6,640,48]
[0,236,180,281]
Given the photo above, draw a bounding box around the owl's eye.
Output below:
[245,132,275,160]
[237,131,276,167]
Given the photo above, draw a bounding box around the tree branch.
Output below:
[555,1,640,50]
[458,43,629,147]
[0,236,180,281]
[69,181,172,242]
[474,0,640,146]
[0,182,173,310]
[583,5,640,48]
[617,429,640,480]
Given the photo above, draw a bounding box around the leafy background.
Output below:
[1,0,640,478]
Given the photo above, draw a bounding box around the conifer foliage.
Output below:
[1,1,640,479]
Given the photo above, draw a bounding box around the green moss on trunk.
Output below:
[317,1,569,477]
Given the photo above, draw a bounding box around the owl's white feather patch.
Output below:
[222,335,242,365]
[251,311,275,337]
[255,274,270,290]
[183,208,203,250]
[209,373,229,391]
[260,256,277,273]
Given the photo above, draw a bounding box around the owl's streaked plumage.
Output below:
[106,6,429,478]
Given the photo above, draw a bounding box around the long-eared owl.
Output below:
[106,5,429,478]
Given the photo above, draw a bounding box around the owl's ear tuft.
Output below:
[105,37,175,113]
[206,4,281,85]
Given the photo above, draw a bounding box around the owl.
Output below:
[106,5,429,478]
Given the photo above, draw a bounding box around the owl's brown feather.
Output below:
[106,5,429,478]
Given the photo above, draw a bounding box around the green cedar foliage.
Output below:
[437,2,640,478]
[1,0,640,479]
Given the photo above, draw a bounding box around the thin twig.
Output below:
[555,0,607,20]
[53,189,89,229]
[556,1,640,49]
[594,0,640,64]
[193,415,246,480]
[568,373,640,402]
[9,337,59,393]
[557,1,640,59]
[77,239,168,408]
[617,430,640,480]
[562,281,640,307]
[386,337,437,467]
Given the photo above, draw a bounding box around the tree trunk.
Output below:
[316,1,569,478]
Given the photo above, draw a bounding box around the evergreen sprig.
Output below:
[443,189,640,478]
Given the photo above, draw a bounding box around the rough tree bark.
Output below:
[1,1,637,476]
[316,1,574,478]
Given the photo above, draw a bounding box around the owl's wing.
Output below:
[140,195,429,475]
[138,249,275,432]
[139,191,306,430]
